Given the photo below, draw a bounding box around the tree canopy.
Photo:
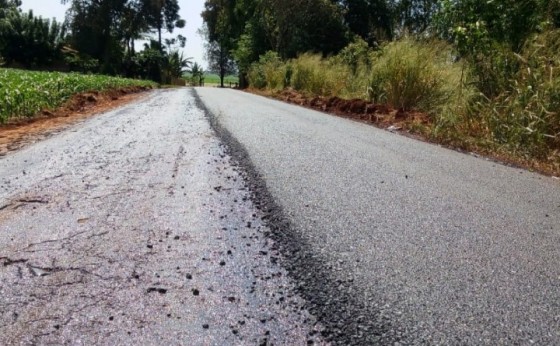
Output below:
[0,1,66,68]
[60,0,186,74]
[0,0,189,82]
[200,0,560,87]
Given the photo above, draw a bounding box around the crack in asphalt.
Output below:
[21,230,89,251]
[1,257,28,267]
[0,197,49,213]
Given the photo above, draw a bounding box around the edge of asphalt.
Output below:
[192,88,405,345]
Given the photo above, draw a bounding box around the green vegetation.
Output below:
[450,30,560,162]
[186,62,205,86]
[248,39,464,113]
[61,0,186,78]
[0,1,66,69]
[204,73,238,86]
[0,68,155,123]
[205,0,560,173]
[1,0,192,83]
[366,40,458,113]
[184,72,238,86]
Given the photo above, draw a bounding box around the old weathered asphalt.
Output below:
[0,89,324,345]
[1,87,559,345]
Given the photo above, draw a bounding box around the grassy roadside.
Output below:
[203,73,239,85]
[183,72,239,86]
[253,87,559,177]
[247,38,560,177]
[0,68,157,123]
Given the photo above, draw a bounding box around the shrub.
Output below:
[467,43,519,99]
[333,37,372,75]
[247,64,266,89]
[247,51,285,90]
[471,30,560,159]
[290,54,349,97]
[367,38,462,114]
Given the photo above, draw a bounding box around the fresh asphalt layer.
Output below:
[196,87,560,345]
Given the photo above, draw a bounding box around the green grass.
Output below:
[0,68,156,123]
[205,73,238,85]
[184,72,239,86]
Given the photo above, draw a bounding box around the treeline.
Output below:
[0,0,190,83]
[203,0,560,171]
[202,0,560,86]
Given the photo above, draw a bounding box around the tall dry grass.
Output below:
[247,34,560,172]
[367,39,464,115]
[249,38,464,112]
[289,54,349,97]
[468,30,560,161]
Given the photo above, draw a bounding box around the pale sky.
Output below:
[20,0,207,68]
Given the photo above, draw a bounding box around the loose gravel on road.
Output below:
[0,89,325,345]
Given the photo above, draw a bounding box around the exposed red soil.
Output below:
[0,86,152,156]
[269,88,430,134]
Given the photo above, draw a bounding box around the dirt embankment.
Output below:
[275,89,428,130]
[0,86,152,156]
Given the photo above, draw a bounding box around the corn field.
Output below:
[0,68,156,123]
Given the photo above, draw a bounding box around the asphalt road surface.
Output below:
[196,88,560,345]
[1,87,559,345]
[0,89,324,345]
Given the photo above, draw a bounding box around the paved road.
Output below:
[196,88,560,345]
[0,89,324,345]
[2,87,559,345]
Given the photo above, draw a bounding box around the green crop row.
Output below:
[0,68,156,123]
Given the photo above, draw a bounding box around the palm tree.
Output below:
[162,50,191,84]
[189,61,205,86]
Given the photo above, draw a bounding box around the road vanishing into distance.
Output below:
[1,88,559,345]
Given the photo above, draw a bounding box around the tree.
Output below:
[164,34,186,51]
[258,0,348,58]
[61,0,185,75]
[62,0,129,74]
[0,0,21,60]
[161,49,191,84]
[338,0,393,46]
[232,22,268,88]
[0,3,67,68]
[0,0,21,12]
[202,0,350,87]
[142,0,185,49]
[391,0,439,35]
[189,61,205,86]
[433,0,547,52]
[204,36,236,87]
[121,0,149,56]
[201,0,238,85]
[430,0,555,99]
